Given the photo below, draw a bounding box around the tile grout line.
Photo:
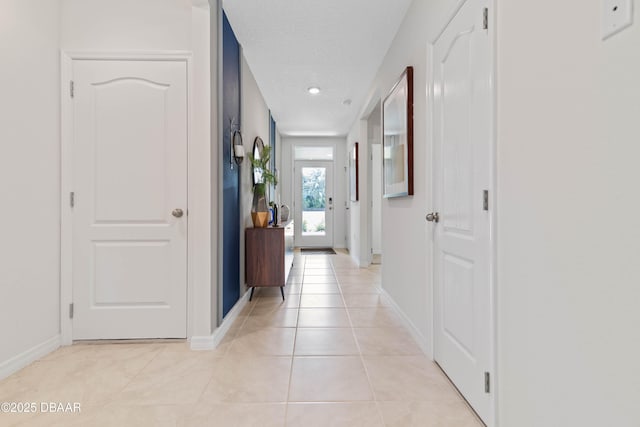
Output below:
[331,256,388,426]
[283,254,306,425]
[114,345,168,398]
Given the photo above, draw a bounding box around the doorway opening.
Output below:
[367,102,383,265]
[293,146,335,248]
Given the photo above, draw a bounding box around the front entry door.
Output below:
[72,59,188,339]
[432,0,493,423]
[294,161,334,248]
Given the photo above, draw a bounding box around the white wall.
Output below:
[347,124,370,266]
[281,137,347,249]
[240,54,271,292]
[367,104,383,256]
[497,1,640,425]
[60,0,191,50]
[190,3,212,337]
[275,130,283,204]
[347,0,454,350]
[0,0,62,376]
[371,143,383,255]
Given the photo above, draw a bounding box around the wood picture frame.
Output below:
[350,142,359,202]
[382,66,414,198]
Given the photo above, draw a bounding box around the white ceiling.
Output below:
[222,0,413,136]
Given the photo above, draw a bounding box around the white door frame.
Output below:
[289,142,337,248]
[294,160,335,248]
[60,51,195,345]
[366,102,383,262]
[427,1,498,425]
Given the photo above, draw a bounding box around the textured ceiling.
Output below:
[222,0,413,136]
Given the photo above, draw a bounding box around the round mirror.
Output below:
[252,136,265,185]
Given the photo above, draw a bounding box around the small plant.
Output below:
[316,222,326,232]
[248,145,277,190]
[302,219,309,232]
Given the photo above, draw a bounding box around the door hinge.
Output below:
[70,81,75,98]
[483,190,489,211]
[482,7,489,30]
[70,192,75,208]
[69,303,74,319]
[484,372,491,393]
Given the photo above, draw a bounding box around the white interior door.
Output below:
[72,59,188,339]
[432,0,493,423]
[294,161,334,248]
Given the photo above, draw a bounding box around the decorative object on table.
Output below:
[252,183,269,228]
[249,137,277,228]
[280,204,290,222]
[350,142,359,202]
[269,202,279,227]
[383,66,414,198]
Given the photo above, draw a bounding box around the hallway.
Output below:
[0,252,480,426]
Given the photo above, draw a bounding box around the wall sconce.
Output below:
[232,130,244,165]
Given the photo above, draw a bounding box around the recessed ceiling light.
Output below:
[308,87,321,95]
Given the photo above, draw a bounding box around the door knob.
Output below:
[172,208,184,218]
[426,212,439,223]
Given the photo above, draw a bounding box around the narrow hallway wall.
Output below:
[497,0,640,425]
[347,0,454,354]
[0,0,62,376]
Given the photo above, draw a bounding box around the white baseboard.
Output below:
[380,288,431,357]
[189,334,216,351]
[0,335,61,381]
[190,291,250,350]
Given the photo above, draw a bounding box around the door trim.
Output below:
[289,142,338,248]
[427,1,498,425]
[60,51,194,344]
[293,159,335,248]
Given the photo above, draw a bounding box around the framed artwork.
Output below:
[383,66,414,198]
[350,142,359,202]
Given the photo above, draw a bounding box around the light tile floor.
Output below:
[0,251,483,427]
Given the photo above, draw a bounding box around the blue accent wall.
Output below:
[222,12,241,318]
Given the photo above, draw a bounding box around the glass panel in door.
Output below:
[302,167,326,237]
[294,161,333,248]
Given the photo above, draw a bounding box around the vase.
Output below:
[251,184,269,228]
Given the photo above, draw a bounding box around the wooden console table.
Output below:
[245,221,294,301]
